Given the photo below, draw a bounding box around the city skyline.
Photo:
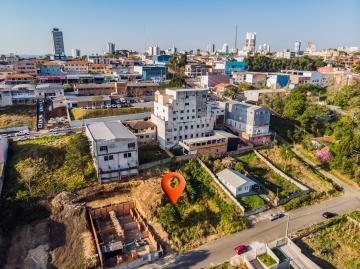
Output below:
[0,0,359,55]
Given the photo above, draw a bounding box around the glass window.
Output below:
[128,142,135,149]
[99,146,108,151]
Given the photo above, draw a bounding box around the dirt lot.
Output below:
[0,105,36,129]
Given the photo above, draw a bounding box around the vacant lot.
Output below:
[0,105,36,129]
[259,146,336,193]
[236,152,300,200]
[4,133,96,200]
[138,144,169,164]
[295,217,360,269]
[136,160,248,250]
[70,107,152,120]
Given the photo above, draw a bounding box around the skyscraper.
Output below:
[148,45,160,56]
[51,28,65,60]
[305,41,316,54]
[222,43,229,53]
[294,41,301,56]
[107,42,115,54]
[207,43,215,54]
[71,49,81,58]
[258,43,270,54]
[245,32,256,52]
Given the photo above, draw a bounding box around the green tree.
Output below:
[280,144,294,172]
[283,89,307,119]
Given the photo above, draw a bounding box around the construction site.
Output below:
[88,201,163,269]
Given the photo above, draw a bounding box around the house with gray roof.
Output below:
[85,121,138,183]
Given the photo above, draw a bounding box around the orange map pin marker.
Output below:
[161,172,186,205]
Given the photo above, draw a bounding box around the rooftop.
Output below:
[216,168,256,188]
[123,120,156,131]
[86,121,137,141]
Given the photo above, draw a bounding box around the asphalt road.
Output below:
[141,151,360,269]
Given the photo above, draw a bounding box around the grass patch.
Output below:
[138,144,169,164]
[298,216,360,269]
[70,107,152,120]
[4,133,96,200]
[207,262,242,269]
[239,195,266,211]
[258,252,277,266]
[236,152,300,199]
[260,146,337,193]
[0,105,36,129]
[349,210,360,223]
[157,160,248,250]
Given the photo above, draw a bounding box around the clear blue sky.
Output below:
[1,0,359,55]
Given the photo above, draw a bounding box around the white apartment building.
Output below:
[150,88,215,148]
[85,121,138,183]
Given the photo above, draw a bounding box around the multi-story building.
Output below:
[123,120,157,145]
[294,41,302,56]
[39,61,63,75]
[258,43,270,54]
[222,43,229,53]
[107,42,115,54]
[184,63,208,77]
[0,83,64,106]
[245,32,256,52]
[207,43,215,54]
[150,88,215,148]
[85,121,138,183]
[62,60,88,73]
[133,66,167,81]
[148,46,160,56]
[74,83,115,96]
[87,63,111,74]
[281,70,327,87]
[13,60,38,75]
[225,101,271,145]
[2,73,33,85]
[51,28,65,60]
[224,61,246,75]
[70,49,81,58]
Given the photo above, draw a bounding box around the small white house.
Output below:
[216,168,257,197]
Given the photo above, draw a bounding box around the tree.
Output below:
[351,62,360,74]
[316,147,331,163]
[283,89,307,119]
[279,144,293,172]
[168,53,187,75]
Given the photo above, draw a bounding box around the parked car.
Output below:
[322,212,337,219]
[105,104,111,109]
[15,130,30,136]
[234,245,248,255]
[268,213,284,221]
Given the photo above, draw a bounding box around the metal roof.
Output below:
[86,121,136,141]
[216,168,256,188]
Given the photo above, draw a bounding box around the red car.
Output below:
[234,245,248,255]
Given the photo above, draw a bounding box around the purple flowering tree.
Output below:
[316,147,331,163]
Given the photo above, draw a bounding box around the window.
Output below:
[99,146,108,151]
[190,125,193,129]
[123,152,132,158]
[185,103,189,106]
[104,155,113,161]
[128,142,135,149]
[192,109,195,112]
[173,118,176,121]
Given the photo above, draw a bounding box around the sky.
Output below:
[0,0,359,55]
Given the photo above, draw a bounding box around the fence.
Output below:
[139,158,172,171]
[68,111,151,127]
[197,158,246,214]
[254,150,309,192]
